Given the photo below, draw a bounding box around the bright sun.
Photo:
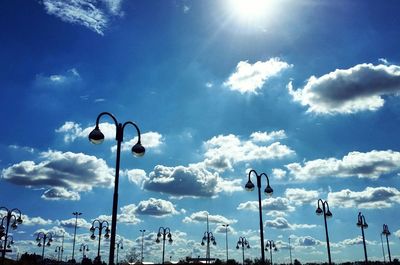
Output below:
[228,0,273,22]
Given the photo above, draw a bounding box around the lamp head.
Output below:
[17,217,23,224]
[356,221,362,227]
[315,207,323,215]
[157,232,162,238]
[245,180,255,191]
[326,210,333,218]
[264,185,273,196]
[156,238,160,244]
[363,223,368,229]
[247,245,250,249]
[236,245,239,249]
[104,233,110,239]
[0,225,5,233]
[132,142,145,157]
[201,241,205,246]
[213,241,217,246]
[11,222,17,230]
[168,238,173,244]
[90,226,95,232]
[37,242,42,247]
[88,127,105,144]
[90,234,96,240]
[46,242,51,247]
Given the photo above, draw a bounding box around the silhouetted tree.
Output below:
[294,259,302,265]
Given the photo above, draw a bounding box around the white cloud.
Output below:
[35,68,80,87]
[203,132,294,172]
[395,229,400,238]
[284,188,319,205]
[327,186,400,209]
[111,131,164,153]
[272,168,287,180]
[182,211,237,224]
[288,63,400,114]
[60,217,91,229]
[123,169,147,186]
[223,58,292,94]
[1,150,114,200]
[128,198,179,217]
[0,211,54,226]
[286,150,400,181]
[294,236,322,246]
[337,236,375,247]
[265,217,317,230]
[237,197,295,214]
[250,130,287,143]
[41,0,125,35]
[41,187,80,200]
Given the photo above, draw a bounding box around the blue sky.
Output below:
[1,0,400,263]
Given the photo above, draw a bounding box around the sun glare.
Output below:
[228,0,273,22]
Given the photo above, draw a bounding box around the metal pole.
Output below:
[116,244,119,265]
[361,225,368,264]
[162,233,166,264]
[289,237,292,265]
[269,246,272,265]
[380,233,386,263]
[140,230,146,263]
[323,207,332,265]
[257,185,265,265]
[1,212,11,265]
[225,225,229,261]
[61,233,64,262]
[242,244,245,265]
[41,236,46,263]
[385,234,391,263]
[97,225,102,260]
[72,212,81,261]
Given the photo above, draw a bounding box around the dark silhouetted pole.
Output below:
[265,240,277,265]
[356,212,368,264]
[201,214,216,265]
[90,219,110,262]
[222,224,229,262]
[0,207,23,265]
[89,112,145,265]
[79,243,89,260]
[156,227,173,264]
[380,233,386,263]
[71,212,81,262]
[245,170,273,265]
[116,241,123,265]
[316,199,332,265]
[236,237,250,265]
[382,224,391,263]
[140,229,146,263]
[36,232,53,263]
[288,237,292,265]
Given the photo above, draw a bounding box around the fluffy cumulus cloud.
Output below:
[237,197,295,217]
[327,186,400,209]
[284,188,320,206]
[182,211,237,224]
[16,213,53,226]
[288,63,400,114]
[203,132,294,172]
[128,198,179,217]
[56,121,163,151]
[294,236,322,247]
[224,58,292,94]
[35,68,80,87]
[142,164,241,197]
[337,236,375,246]
[41,0,125,35]
[286,150,400,181]
[60,217,91,229]
[1,150,114,200]
[265,217,316,230]
[395,230,400,238]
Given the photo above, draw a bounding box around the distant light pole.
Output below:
[89,112,145,265]
[90,219,110,262]
[0,236,13,258]
[265,240,277,265]
[380,233,386,263]
[356,212,368,264]
[236,237,250,265]
[288,237,292,265]
[201,215,216,265]
[222,224,229,262]
[245,170,273,265]
[382,224,391,263]
[59,232,65,262]
[71,211,82,262]
[316,199,332,265]
[79,243,89,260]
[55,246,63,262]
[0,207,23,265]
[36,232,53,263]
[140,229,146,263]
[156,227,173,264]
[116,240,124,265]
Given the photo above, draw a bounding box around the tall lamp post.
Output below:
[116,240,124,265]
[236,237,250,265]
[201,215,216,265]
[79,243,90,260]
[265,240,277,265]
[90,219,110,262]
[55,246,63,262]
[140,229,146,263]
[380,233,386,263]
[71,211,82,262]
[245,170,273,265]
[89,112,145,265]
[316,199,332,265]
[288,237,292,265]
[36,232,53,263]
[382,224,391,263]
[356,212,368,264]
[0,207,23,265]
[222,224,229,262]
[156,227,173,264]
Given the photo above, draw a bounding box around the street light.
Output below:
[79,244,90,260]
[0,236,14,253]
[316,199,332,265]
[288,237,292,265]
[245,170,273,264]
[0,207,23,265]
[156,227,173,264]
[55,246,63,262]
[90,219,110,263]
[236,237,250,265]
[265,240,277,265]
[382,224,391,263]
[222,224,229,262]
[36,232,53,263]
[116,240,124,265]
[71,211,82,262]
[201,215,216,265]
[89,112,145,265]
[356,212,368,264]
[140,229,146,263]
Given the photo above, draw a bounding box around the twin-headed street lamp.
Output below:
[89,112,145,265]
[140,229,146,263]
[36,232,53,263]
[356,212,368,264]
[79,243,90,260]
[116,240,124,265]
[245,170,273,264]
[265,240,277,265]
[55,246,63,262]
[201,231,216,264]
[90,219,110,262]
[222,224,229,262]
[382,224,392,263]
[156,227,173,264]
[236,237,250,265]
[316,199,332,265]
[0,207,23,265]
[71,211,82,262]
